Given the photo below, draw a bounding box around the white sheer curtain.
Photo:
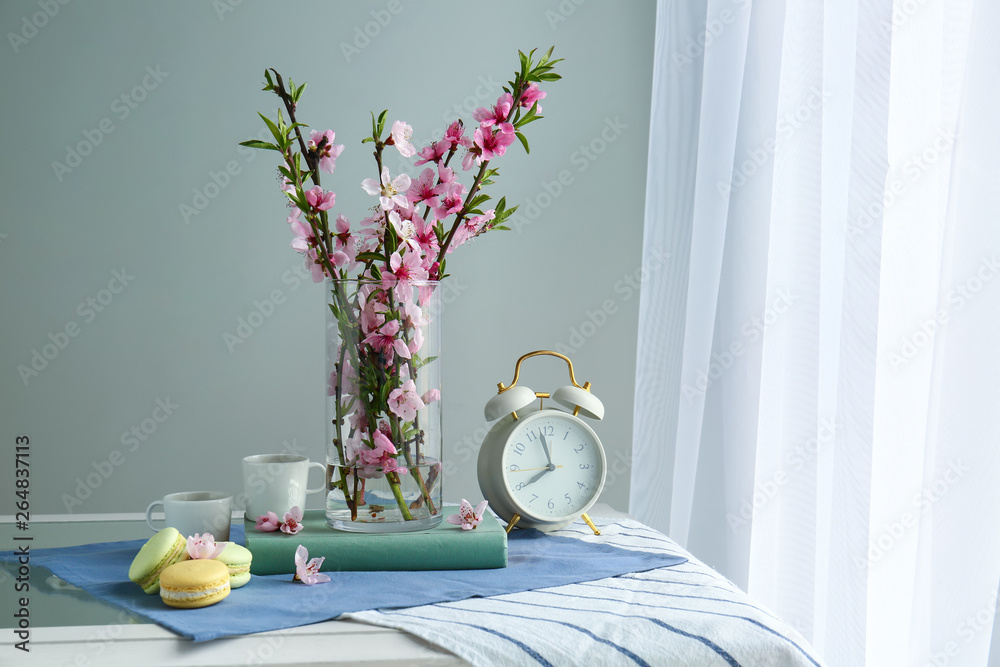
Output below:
[631,1,1000,665]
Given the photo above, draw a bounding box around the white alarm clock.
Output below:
[477,350,606,534]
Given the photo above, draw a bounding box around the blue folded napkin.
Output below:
[2,523,685,642]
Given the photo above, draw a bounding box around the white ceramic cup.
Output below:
[242,454,326,520]
[145,491,232,540]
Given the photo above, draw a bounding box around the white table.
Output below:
[0,505,630,666]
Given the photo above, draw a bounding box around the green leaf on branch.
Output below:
[414,355,438,370]
[537,73,562,82]
[516,131,530,154]
[259,112,285,146]
[285,191,308,212]
[292,81,307,104]
[356,251,385,263]
[239,140,279,151]
[376,109,388,137]
[467,194,491,211]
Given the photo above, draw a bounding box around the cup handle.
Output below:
[307,461,326,494]
[145,500,165,532]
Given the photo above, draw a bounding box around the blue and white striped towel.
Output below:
[347,518,825,667]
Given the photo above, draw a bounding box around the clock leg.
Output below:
[581,513,600,535]
[505,513,521,534]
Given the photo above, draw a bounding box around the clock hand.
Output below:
[540,432,555,468]
[510,465,564,473]
[525,467,552,486]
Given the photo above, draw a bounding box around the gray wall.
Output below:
[0,0,655,518]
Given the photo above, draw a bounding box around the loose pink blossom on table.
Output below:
[447,499,489,530]
[187,533,226,559]
[293,545,330,585]
[255,512,281,532]
[281,506,304,535]
[240,48,561,525]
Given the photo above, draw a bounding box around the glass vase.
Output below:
[325,278,443,532]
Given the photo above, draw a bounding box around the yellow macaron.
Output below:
[159,559,231,609]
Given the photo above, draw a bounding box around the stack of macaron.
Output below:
[128,527,253,608]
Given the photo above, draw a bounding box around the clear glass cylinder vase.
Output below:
[325,278,443,532]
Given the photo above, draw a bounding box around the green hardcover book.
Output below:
[244,508,507,574]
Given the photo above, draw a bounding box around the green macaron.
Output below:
[128,527,189,594]
[215,542,252,588]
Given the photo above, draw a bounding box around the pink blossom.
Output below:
[381,455,409,476]
[255,512,281,532]
[447,499,489,530]
[407,168,441,209]
[382,251,429,302]
[363,429,396,462]
[414,139,450,166]
[294,545,330,585]
[306,186,336,211]
[390,121,416,158]
[413,218,440,256]
[362,319,411,364]
[308,129,344,174]
[281,506,304,535]
[186,533,226,559]
[406,322,424,356]
[388,379,425,422]
[444,120,471,149]
[418,279,437,306]
[332,214,353,254]
[402,297,429,329]
[473,93,514,135]
[433,190,465,221]
[519,83,546,113]
[290,216,315,253]
[422,388,441,404]
[473,126,516,163]
[358,289,387,334]
[431,164,461,197]
[450,208,496,251]
[388,211,419,252]
[305,248,344,283]
[361,167,411,211]
[462,147,479,171]
[357,429,407,477]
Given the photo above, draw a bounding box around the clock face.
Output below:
[501,411,605,522]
